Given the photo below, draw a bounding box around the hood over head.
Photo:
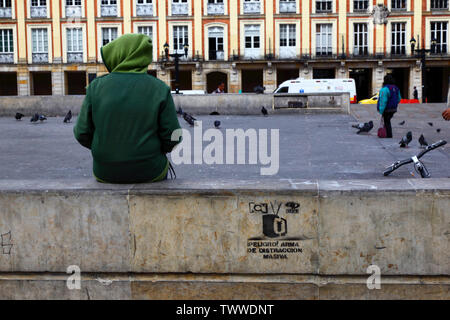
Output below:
[101,34,152,73]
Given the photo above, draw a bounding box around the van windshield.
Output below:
[275,87,289,93]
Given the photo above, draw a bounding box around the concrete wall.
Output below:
[0,93,350,117]
[0,178,448,299]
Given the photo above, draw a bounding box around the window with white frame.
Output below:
[0,0,12,18]
[208,26,224,60]
[101,0,118,17]
[31,28,48,63]
[136,0,153,16]
[280,0,296,13]
[431,0,448,10]
[66,0,82,17]
[354,0,369,11]
[137,26,153,40]
[31,0,47,18]
[279,24,296,58]
[173,25,189,54]
[67,28,83,62]
[0,29,13,53]
[244,24,261,58]
[391,22,406,55]
[431,22,447,53]
[353,23,368,55]
[316,0,332,13]
[102,27,118,46]
[316,24,332,55]
[207,0,224,15]
[391,0,406,10]
[0,28,13,63]
[172,0,188,15]
[32,29,47,53]
[243,0,261,14]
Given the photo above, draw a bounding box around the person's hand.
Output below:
[443,108,450,121]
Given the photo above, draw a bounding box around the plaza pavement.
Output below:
[0,103,448,181]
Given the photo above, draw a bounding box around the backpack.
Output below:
[378,85,400,112]
[377,85,400,113]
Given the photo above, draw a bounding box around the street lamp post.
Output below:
[164,42,189,94]
[413,41,432,103]
[409,37,416,54]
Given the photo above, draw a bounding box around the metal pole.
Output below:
[421,50,427,103]
[174,54,180,94]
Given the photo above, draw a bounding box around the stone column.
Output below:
[299,64,312,79]
[229,63,240,93]
[17,65,29,96]
[192,63,204,91]
[373,62,385,94]
[263,63,276,92]
[51,66,65,95]
[410,61,422,100]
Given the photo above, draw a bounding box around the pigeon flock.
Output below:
[176,106,269,129]
[14,110,72,124]
[352,117,442,149]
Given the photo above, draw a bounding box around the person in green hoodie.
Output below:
[74,34,182,183]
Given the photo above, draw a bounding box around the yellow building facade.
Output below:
[0,0,449,101]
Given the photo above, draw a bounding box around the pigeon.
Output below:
[418,134,428,148]
[30,113,39,123]
[353,121,374,134]
[39,115,47,122]
[183,112,196,126]
[437,129,441,133]
[398,121,405,126]
[214,121,221,129]
[254,85,265,94]
[428,122,433,127]
[261,106,268,117]
[399,131,412,148]
[63,110,72,123]
[357,121,374,134]
[177,107,183,115]
[15,113,25,121]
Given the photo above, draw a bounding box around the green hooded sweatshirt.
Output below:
[74,34,181,183]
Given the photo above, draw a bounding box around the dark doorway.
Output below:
[277,68,299,87]
[31,72,52,96]
[387,68,409,99]
[0,72,18,96]
[241,69,263,93]
[349,68,373,100]
[147,70,157,78]
[88,73,97,84]
[207,72,228,93]
[425,67,449,103]
[170,70,192,91]
[313,68,335,79]
[66,71,86,95]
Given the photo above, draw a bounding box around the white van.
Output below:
[274,78,358,104]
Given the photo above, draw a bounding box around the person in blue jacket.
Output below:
[377,74,401,138]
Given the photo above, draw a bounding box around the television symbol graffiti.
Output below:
[263,215,288,238]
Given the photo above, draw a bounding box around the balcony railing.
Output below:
[66,5,82,18]
[207,3,225,15]
[136,3,153,16]
[208,50,225,61]
[101,4,118,17]
[0,53,14,63]
[172,2,189,15]
[279,2,296,13]
[243,2,261,14]
[0,7,12,18]
[32,53,48,64]
[67,52,83,63]
[31,6,47,18]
